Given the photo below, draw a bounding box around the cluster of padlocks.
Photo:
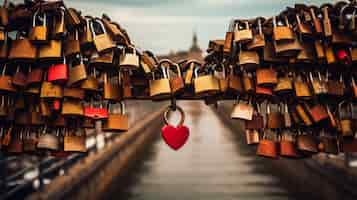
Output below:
[2,0,357,157]
[0,0,163,155]
[201,1,357,158]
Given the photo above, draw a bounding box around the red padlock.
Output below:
[84,102,109,120]
[48,57,68,84]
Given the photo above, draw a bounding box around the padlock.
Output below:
[267,104,283,129]
[296,130,318,154]
[103,72,121,101]
[119,46,140,70]
[40,72,63,99]
[310,6,323,35]
[256,130,278,159]
[103,102,129,132]
[272,15,294,42]
[223,19,234,53]
[23,129,38,152]
[295,104,313,126]
[294,73,312,99]
[0,65,16,93]
[61,99,84,117]
[280,131,300,158]
[38,40,62,61]
[53,7,66,39]
[64,29,80,58]
[256,67,278,87]
[214,64,228,93]
[274,72,293,95]
[29,11,47,43]
[81,67,99,91]
[309,71,327,96]
[161,59,184,96]
[48,57,68,84]
[231,97,254,121]
[307,103,329,124]
[245,103,264,129]
[239,50,259,72]
[30,104,44,126]
[227,65,243,95]
[84,100,109,120]
[9,31,37,61]
[91,19,115,54]
[193,66,219,97]
[12,66,27,88]
[322,135,340,155]
[149,65,172,100]
[234,20,253,44]
[64,128,87,152]
[7,130,23,154]
[67,56,87,87]
[80,17,94,48]
[296,12,313,38]
[27,66,43,85]
[247,17,265,50]
[338,101,354,137]
[327,73,345,97]
[37,127,60,151]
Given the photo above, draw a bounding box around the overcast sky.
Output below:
[6,0,331,54]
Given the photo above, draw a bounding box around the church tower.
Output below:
[189,32,202,53]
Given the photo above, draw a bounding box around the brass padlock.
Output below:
[247,17,265,50]
[103,102,129,132]
[91,19,115,54]
[338,102,354,137]
[37,127,60,151]
[239,50,259,72]
[53,7,66,39]
[29,11,47,43]
[62,99,84,117]
[272,15,294,43]
[234,20,253,44]
[193,66,219,97]
[256,67,278,87]
[149,65,172,100]
[81,67,99,91]
[64,128,87,152]
[231,97,254,121]
[68,56,88,87]
[103,72,121,101]
[120,46,140,70]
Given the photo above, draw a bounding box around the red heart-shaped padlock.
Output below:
[161,125,189,150]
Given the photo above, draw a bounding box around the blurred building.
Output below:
[158,33,203,62]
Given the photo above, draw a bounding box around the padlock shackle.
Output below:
[33,10,46,27]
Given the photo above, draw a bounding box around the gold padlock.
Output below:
[193,66,219,97]
[149,65,172,100]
